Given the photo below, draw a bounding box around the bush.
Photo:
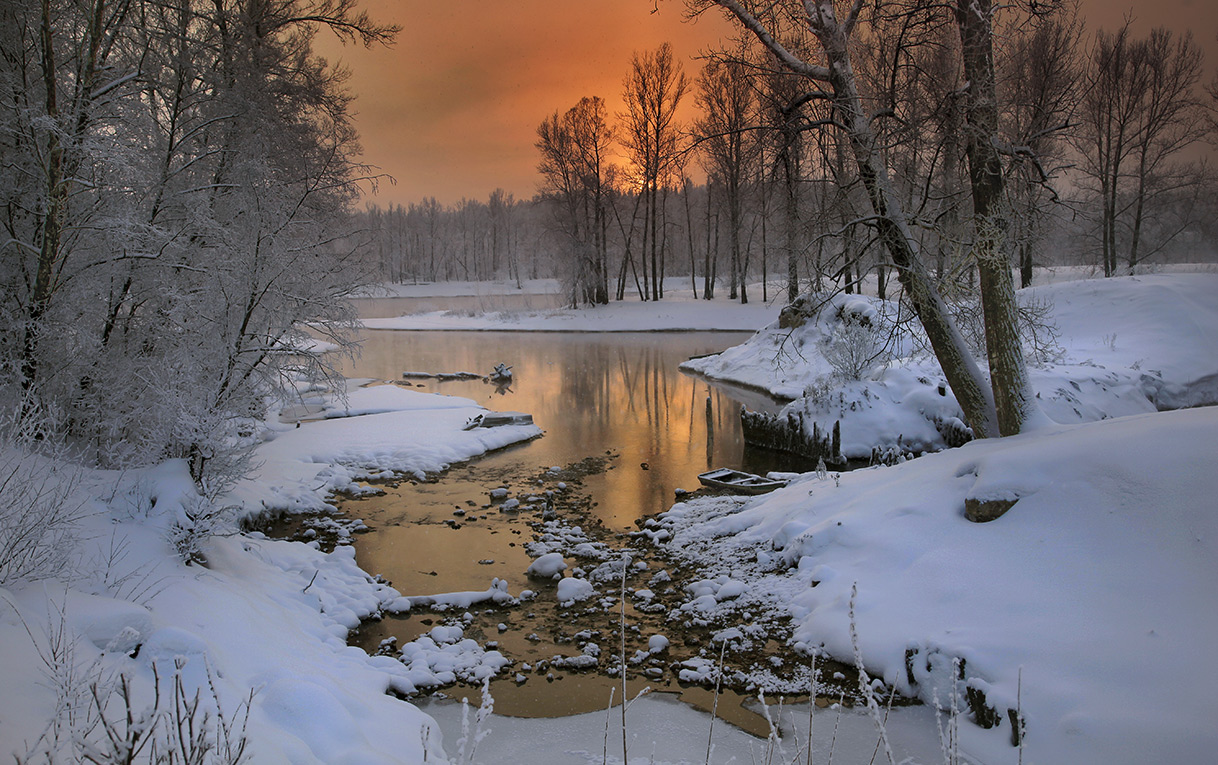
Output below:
[0,443,85,586]
[821,311,893,382]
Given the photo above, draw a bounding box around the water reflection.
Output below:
[343,330,798,530]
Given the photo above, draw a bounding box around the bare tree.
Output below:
[757,64,814,302]
[696,56,760,303]
[1123,29,1208,270]
[1000,5,1082,288]
[1074,24,1207,276]
[695,0,1001,437]
[622,43,689,301]
[535,96,615,305]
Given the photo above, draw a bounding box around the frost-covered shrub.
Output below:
[169,496,237,566]
[0,451,84,586]
[17,654,252,765]
[0,406,85,586]
[821,309,894,382]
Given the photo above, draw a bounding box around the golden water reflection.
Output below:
[343,330,798,530]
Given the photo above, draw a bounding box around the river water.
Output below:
[340,326,794,530]
[332,295,814,732]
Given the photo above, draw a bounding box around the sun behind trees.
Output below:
[349,2,1217,437]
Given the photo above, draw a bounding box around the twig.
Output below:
[705,637,728,764]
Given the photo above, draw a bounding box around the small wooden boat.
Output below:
[463,411,534,430]
[698,468,788,495]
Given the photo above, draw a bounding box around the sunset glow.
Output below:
[317,0,1218,208]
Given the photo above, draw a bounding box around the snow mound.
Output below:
[398,625,510,687]
[556,577,595,606]
[654,407,1218,764]
[526,552,567,579]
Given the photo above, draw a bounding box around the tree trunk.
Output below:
[955,0,1032,436]
[684,178,699,298]
[807,0,999,437]
[25,0,68,392]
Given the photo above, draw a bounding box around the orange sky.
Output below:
[315,0,1218,208]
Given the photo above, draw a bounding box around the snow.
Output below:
[648,407,1218,764]
[525,551,568,579]
[3,271,1216,764]
[0,474,449,762]
[400,578,517,611]
[234,385,541,509]
[684,273,1218,457]
[556,577,596,606]
[360,278,562,299]
[0,382,540,763]
[362,290,780,332]
[418,692,953,765]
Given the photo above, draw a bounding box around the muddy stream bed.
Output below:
[271,315,883,736]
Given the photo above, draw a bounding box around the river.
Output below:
[330,295,816,733]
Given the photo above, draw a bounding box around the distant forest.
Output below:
[354,7,1218,306]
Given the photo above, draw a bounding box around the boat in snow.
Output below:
[697,468,788,495]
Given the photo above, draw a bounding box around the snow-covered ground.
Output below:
[3,270,1215,764]
[645,407,1218,763]
[360,278,563,299]
[363,292,781,332]
[684,273,1218,458]
[0,385,539,764]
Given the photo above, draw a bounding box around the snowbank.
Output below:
[0,460,445,763]
[647,407,1218,764]
[684,274,1218,458]
[232,384,541,515]
[0,384,542,764]
[362,293,780,332]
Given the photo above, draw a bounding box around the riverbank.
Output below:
[362,293,782,332]
[0,384,540,763]
[3,272,1215,763]
[685,273,1218,459]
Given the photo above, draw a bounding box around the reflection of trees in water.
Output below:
[346,329,796,522]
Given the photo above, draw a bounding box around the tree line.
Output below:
[356,1,1217,312]
[354,0,1216,441]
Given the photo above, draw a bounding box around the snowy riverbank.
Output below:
[683,273,1218,458]
[3,271,1215,764]
[645,406,1218,763]
[362,292,782,332]
[0,385,539,763]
